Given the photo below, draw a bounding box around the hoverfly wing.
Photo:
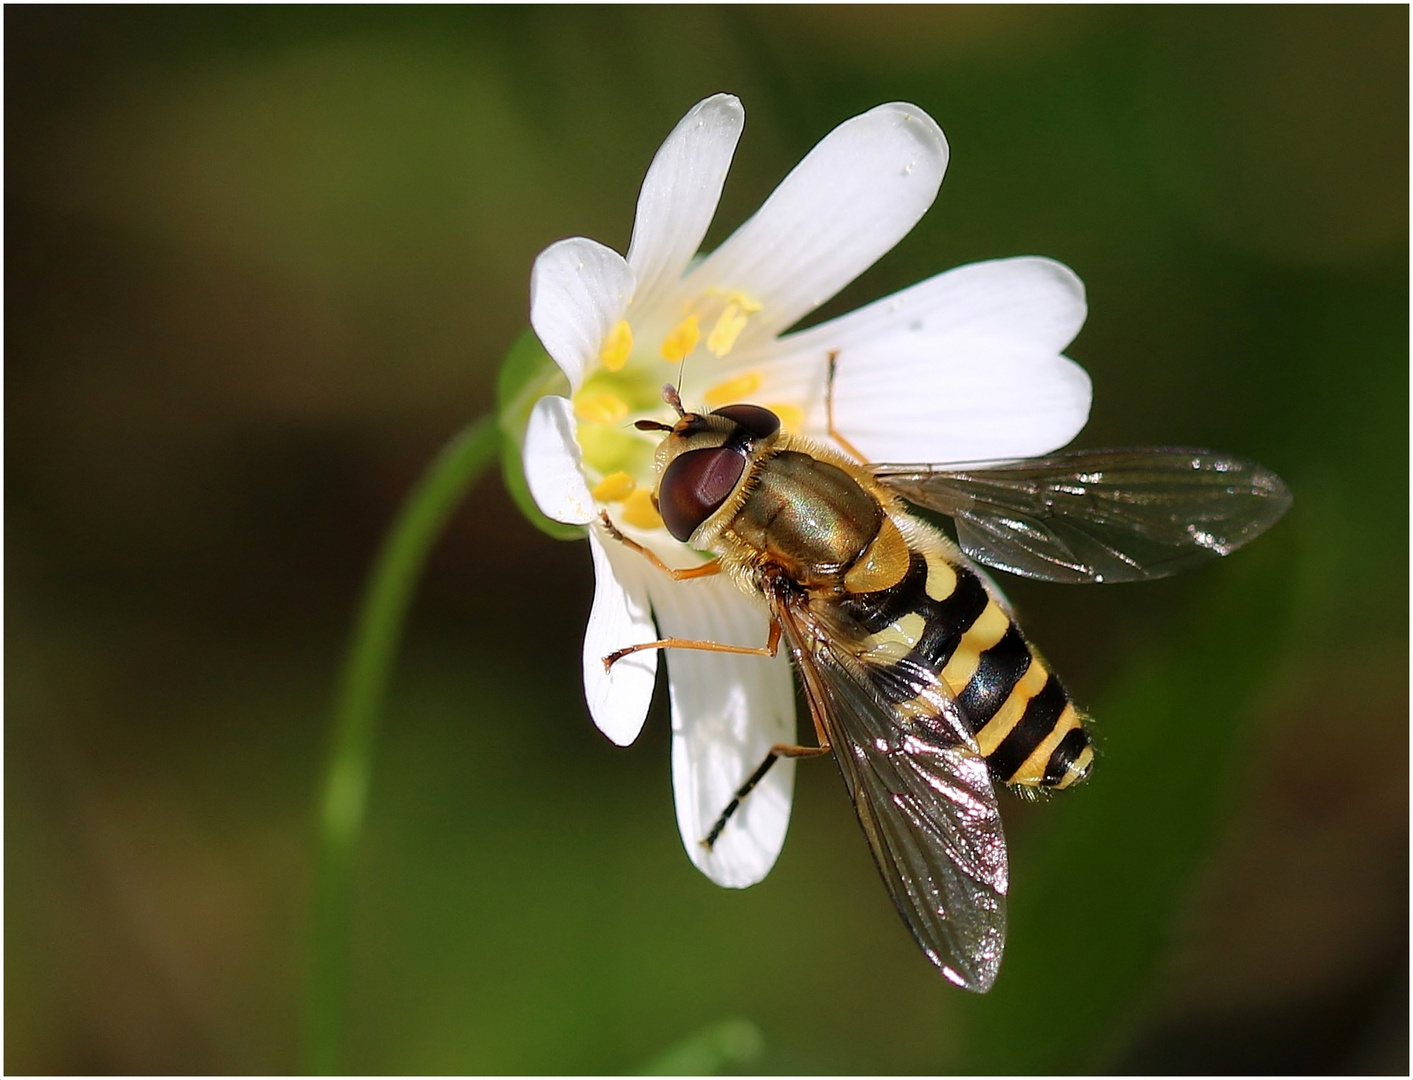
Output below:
[874,448,1292,584]
[771,590,1008,992]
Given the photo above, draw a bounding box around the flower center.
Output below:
[572,364,659,489]
[573,287,779,533]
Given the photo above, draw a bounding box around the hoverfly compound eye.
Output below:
[659,447,747,541]
[711,403,781,440]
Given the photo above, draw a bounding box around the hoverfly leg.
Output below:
[599,512,723,581]
[702,740,831,849]
[603,618,783,672]
[825,350,870,465]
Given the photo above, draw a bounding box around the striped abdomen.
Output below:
[835,546,1094,790]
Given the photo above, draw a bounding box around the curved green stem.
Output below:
[302,415,500,1075]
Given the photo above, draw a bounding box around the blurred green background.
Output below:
[6,6,1407,1074]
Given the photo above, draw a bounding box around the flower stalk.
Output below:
[302,415,500,1075]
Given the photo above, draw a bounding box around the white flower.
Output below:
[521,94,1090,889]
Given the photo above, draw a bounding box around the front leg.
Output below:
[599,511,776,671]
[599,512,722,581]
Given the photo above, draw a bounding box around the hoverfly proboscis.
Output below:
[599,354,1291,992]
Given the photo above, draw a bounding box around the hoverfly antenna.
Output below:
[662,383,686,417]
[634,418,674,432]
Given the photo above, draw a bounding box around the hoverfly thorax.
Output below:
[648,403,783,544]
[647,393,909,593]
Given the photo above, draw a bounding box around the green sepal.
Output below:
[495,329,585,541]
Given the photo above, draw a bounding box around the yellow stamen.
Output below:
[660,315,700,363]
[707,303,749,357]
[725,290,762,313]
[621,488,663,530]
[768,403,804,434]
[591,471,637,502]
[703,371,763,407]
[599,320,634,372]
[574,392,629,426]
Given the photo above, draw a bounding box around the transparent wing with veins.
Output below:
[874,447,1292,584]
[770,586,1008,992]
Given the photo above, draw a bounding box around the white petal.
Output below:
[530,238,635,391]
[745,256,1093,463]
[523,395,597,526]
[627,94,745,314]
[682,102,947,345]
[583,526,659,747]
[827,340,1091,463]
[784,256,1088,357]
[647,572,797,888]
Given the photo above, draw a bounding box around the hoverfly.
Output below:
[600,356,1291,992]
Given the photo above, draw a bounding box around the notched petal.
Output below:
[530,238,635,391]
[583,527,659,747]
[523,396,597,526]
[783,255,1089,359]
[650,574,798,888]
[685,101,949,345]
[756,256,1093,462]
[831,345,1093,464]
[628,94,745,312]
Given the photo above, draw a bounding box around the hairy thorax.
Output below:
[719,448,911,595]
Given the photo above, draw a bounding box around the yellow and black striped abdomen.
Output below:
[835,546,1093,791]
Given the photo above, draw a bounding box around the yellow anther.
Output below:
[621,488,663,530]
[591,471,637,502]
[599,320,634,372]
[703,287,763,312]
[660,315,700,363]
[703,372,763,407]
[574,392,630,426]
[768,403,804,434]
[707,303,750,357]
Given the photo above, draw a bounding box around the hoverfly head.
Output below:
[650,400,783,542]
